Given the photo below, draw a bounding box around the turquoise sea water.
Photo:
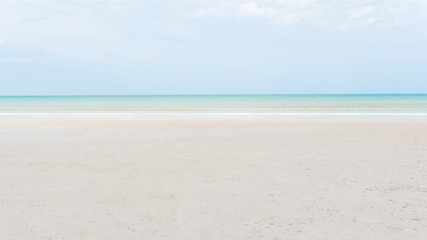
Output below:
[1,94,427,112]
[1,95,427,119]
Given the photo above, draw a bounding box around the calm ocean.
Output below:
[1,94,427,119]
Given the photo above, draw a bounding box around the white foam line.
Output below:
[1,112,427,116]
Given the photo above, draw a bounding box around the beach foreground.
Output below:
[1,119,427,239]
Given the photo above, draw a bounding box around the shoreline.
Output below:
[2,112,427,121]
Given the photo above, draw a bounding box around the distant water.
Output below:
[1,94,427,119]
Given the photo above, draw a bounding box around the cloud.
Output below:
[1,0,425,66]
[189,3,235,19]
[236,2,276,18]
[0,1,178,63]
[349,6,376,19]
[189,0,426,29]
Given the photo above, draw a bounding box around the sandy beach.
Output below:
[1,119,427,239]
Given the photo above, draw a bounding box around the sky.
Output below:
[0,0,426,95]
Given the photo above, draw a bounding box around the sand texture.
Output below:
[1,119,427,239]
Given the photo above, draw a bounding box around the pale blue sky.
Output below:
[1,0,426,95]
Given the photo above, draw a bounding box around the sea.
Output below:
[1,94,427,120]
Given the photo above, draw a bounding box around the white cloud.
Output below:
[0,0,425,65]
[189,3,235,19]
[0,1,178,63]
[189,0,426,29]
[349,6,376,19]
[275,11,312,25]
[236,2,276,18]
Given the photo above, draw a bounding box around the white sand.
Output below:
[1,119,427,239]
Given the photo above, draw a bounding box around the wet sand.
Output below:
[1,119,427,239]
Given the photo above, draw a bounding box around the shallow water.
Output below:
[1,94,427,112]
[1,94,427,120]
